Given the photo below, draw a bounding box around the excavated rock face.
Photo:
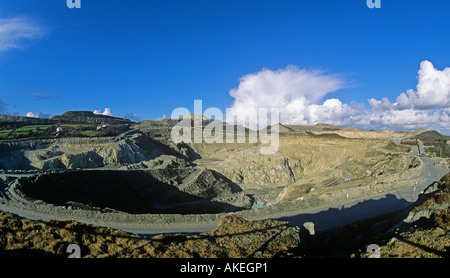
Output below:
[15,169,252,214]
[0,133,167,170]
[190,137,414,195]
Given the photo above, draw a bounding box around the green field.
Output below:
[0,125,53,139]
[82,130,99,137]
[14,131,30,136]
[60,123,96,129]
[0,124,122,139]
[0,130,12,138]
[15,125,53,132]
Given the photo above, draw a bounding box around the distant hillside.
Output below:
[0,115,56,125]
[51,111,132,125]
[284,123,342,132]
[0,111,132,126]
[51,111,132,124]
[414,130,450,145]
[413,130,450,157]
[0,112,132,140]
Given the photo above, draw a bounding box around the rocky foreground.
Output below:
[1,174,449,258]
[315,173,450,258]
[355,173,450,258]
[0,213,301,258]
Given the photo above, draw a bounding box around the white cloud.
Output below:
[307,99,367,127]
[367,61,450,133]
[226,65,345,129]
[26,112,51,118]
[0,17,45,53]
[368,97,395,111]
[439,109,450,132]
[93,108,113,116]
[396,60,450,109]
[226,61,450,135]
[367,109,440,130]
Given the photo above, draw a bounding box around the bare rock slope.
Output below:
[0,131,170,170]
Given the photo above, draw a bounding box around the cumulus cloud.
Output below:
[226,61,450,134]
[0,17,45,53]
[367,109,440,130]
[93,108,113,116]
[368,60,450,133]
[396,60,450,109]
[226,65,345,129]
[368,97,396,111]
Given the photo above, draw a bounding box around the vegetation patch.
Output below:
[0,125,54,140]
[81,130,99,137]
[15,125,53,132]
[0,212,301,258]
[0,130,12,138]
[415,131,450,157]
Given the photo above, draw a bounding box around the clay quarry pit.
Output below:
[13,169,250,215]
[1,117,449,236]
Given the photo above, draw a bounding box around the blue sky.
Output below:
[0,0,449,133]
